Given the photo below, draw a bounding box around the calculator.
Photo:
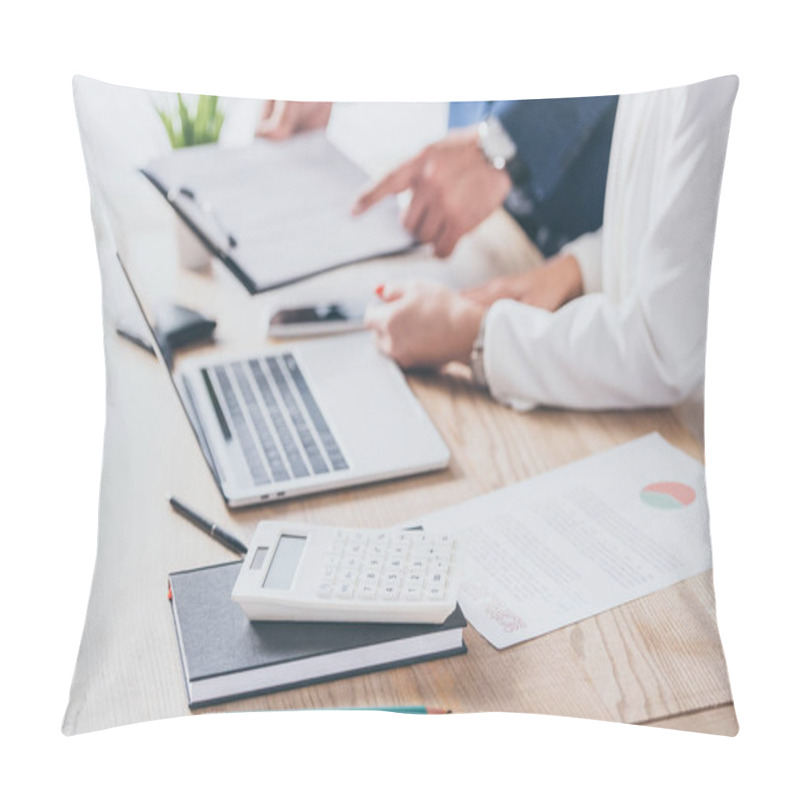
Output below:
[232,522,460,624]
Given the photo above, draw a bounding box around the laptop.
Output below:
[117,255,450,508]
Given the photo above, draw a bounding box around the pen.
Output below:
[168,496,248,556]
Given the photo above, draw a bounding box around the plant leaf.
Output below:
[195,94,210,143]
[177,93,193,147]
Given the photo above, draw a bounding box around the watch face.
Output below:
[479,118,518,166]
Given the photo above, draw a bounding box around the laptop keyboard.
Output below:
[205,353,348,486]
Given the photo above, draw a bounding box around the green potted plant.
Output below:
[156,93,225,148]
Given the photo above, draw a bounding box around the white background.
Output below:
[3,1,798,797]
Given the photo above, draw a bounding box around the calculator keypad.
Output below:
[317,530,455,603]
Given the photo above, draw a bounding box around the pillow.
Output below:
[64,75,738,735]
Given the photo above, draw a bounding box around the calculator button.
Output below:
[429,562,448,578]
[322,561,337,578]
[357,584,378,600]
[401,585,422,601]
[380,585,399,600]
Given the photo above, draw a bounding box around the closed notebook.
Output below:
[168,561,468,708]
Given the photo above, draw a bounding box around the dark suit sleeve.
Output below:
[493,96,618,203]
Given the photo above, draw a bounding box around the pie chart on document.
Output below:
[640,481,697,510]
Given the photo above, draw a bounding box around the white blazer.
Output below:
[483,76,738,411]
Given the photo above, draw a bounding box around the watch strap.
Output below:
[503,151,530,188]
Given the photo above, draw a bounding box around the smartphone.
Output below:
[268,302,366,338]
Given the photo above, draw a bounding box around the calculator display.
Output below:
[262,535,306,590]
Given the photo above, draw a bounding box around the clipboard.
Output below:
[140,132,416,294]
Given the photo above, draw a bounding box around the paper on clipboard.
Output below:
[419,433,712,649]
[141,131,415,293]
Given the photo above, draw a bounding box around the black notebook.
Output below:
[142,133,415,294]
[168,561,467,709]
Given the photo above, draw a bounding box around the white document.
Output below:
[143,131,415,291]
[419,433,711,649]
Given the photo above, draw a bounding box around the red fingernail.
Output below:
[375,284,385,298]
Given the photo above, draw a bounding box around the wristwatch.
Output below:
[470,312,490,388]
[477,117,529,188]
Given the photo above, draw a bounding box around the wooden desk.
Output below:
[63,209,736,735]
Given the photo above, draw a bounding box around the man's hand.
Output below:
[461,254,585,312]
[352,128,512,258]
[364,282,484,369]
[256,101,333,140]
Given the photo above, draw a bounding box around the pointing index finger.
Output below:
[352,153,423,215]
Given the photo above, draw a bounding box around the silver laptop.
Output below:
[177,335,450,506]
[118,256,450,508]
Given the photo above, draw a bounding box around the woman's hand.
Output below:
[364,282,484,370]
[461,253,585,312]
